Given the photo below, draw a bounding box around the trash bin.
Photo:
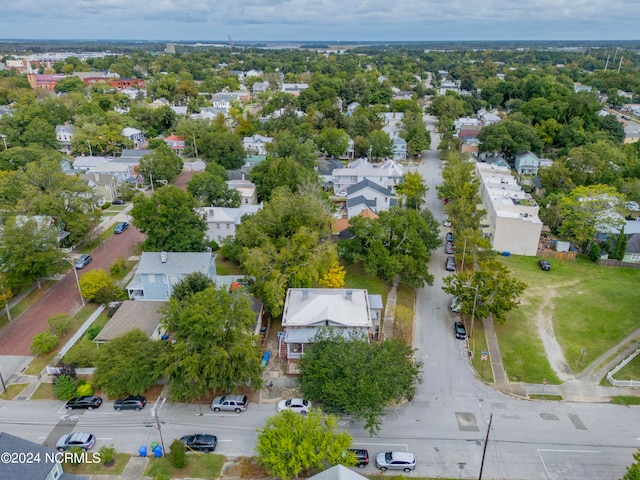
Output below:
[150,441,159,449]
[139,445,147,457]
[503,251,511,256]
[153,445,163,458]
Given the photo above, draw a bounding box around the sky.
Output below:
[1,0,639,42]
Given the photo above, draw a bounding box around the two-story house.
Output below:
[252,81,270,94]
[332,158,404,196]
[243,134,273,155]
[281,83,309,95]
[127,251,217,301]
[163,134,186,153]
[55,123,75,153]
[122,127,145,148]
[392,137,407,160]
[278,288,382,359]
[514,150,540,176]
[226,179,258,205]
[197,205,263,243]
[346,179,397,219]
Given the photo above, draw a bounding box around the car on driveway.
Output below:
[454,321,467,339]
[445,256,456,271]
[375,451,416,472]
[74,254,92,269]
[56,432,95,452]
[346,448,369,468]
[211,394,248,413]
[114,395,146,411]
[65,396,102,410]
[111,198,125,205]
[277,398,312,414]
[181,434,217,452]
[114,222,129,234]
[445,242,454,254]
[538,259,551,271]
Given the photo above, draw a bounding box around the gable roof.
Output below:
[626,233,640,254]
[0,432,60,480]
[136,251,215,275]
[282,288,372,328]
[347,195,377,210]
[347,178,392,196]
[308,465,368,480]
[94,301,165,342]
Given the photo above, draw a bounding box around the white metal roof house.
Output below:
[279,288,382,360]
[121,127,145,148]
[243,134,273,155]
[226,178,258,205]
[332,158,404,196]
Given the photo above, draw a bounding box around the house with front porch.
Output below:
[346,179,396,219]
[197,204,263,243]
[122,127,145,148]
[55,123,75,153]
[278,288,382,360]
[243,134,273,155]
[514,150,540,176]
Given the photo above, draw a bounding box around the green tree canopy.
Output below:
[256,409,353,480]
[478,119,543,159]
[249,156,318,202]
[396,171,428,209]
[299,329,422,435]
[315,127,349,158]
[137,143,184,186]
[199,131,245,170]
[186,171,241,207]
[171,271,215,301]
[94,330,166,397]
[131,185,207,252]
[161,286,262,400]
[367,129,393,159]
[339,207,441,288]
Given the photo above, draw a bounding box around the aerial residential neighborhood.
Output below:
[0,35,640,480]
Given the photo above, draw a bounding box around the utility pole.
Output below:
[192,133,199,158]
[478,413,493,480]
[153,397,167,457]
[618,56,623,73]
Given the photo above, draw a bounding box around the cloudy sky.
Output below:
[1,0,639,42]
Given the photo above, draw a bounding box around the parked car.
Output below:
[445,232,454,244]
[443,217,451,227]
[454,321,467,339]
[114,222,129,234]
[65,396,103,410]
[74,254,92,269]
[375,451,416,472]
[538,259,551,271]
[445,256,456,271]
[346,448,369,468]
[445,242,454,254]
[211,394,248,413]
[276,398,312,414]
[111,198,125,205]
[56,432,95,452]
[114,395,146,411]
[450,297,461,314]
[181,434,217,452]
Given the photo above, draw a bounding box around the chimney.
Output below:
[302,288,309,300]
[160,252,168,263]
[346,289,353,301]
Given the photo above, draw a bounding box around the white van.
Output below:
[450,296,461,314]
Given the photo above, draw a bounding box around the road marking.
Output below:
[201,413,240,417]
[97,437,113,440]
[217,439,233,442]
[537,449,601,477]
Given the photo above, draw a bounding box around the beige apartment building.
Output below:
[475,162,543,256]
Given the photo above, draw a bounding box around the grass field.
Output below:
[63,452,130,475]
[495,255,640,384]
[145,453,224,479]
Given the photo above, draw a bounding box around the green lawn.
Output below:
[469,322,494,383]
[609,354,640,381]
[63,452,130,475]
[62,310,111,367]
[495,255,640,384]
[215,255,245,275]
[0,383,28,400]
[344,263,390,305]
[145,453,224,479]
[0,280,56,330]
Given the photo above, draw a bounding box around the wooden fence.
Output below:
[597,259,640,269]
[536,249,577,260]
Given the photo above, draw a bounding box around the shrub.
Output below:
[67,447,84,464]
[86,325,103,341]
[99,445,116,466]
[109,257,127,278]
[153,474,171,480]
[53,375,77,400]
[76,381,94,397]
[168,438,187,469]
[30,329,58,356]
[102,202,111,209]
[63,341,99,368]
[48,314,72,336]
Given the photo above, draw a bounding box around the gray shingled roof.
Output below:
[94,301,165,342]
[0,432,61,480]
[136,252,215,275]
[346,195,377,210]
[347,178,391,196]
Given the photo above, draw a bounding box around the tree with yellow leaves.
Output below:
[319,262,346,289]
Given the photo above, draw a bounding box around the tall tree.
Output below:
[94,330,166,398]
[0,216,65,289]
[299,329,422,435]
[256,409,353,480]
[396,171,428,209]
[315,127,349,158]
[250,156,318,202]
[199,131,245,170]
[367,129,393,159]
[558,184,627,252]
[137,143,184,186]
[131,185,207,252]
[186,171,241,207]
[162,286,262,400]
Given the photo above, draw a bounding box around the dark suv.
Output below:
[65,396,103,410]
[211,394,248,413]
[346,448,369,468]
[181,434,217,452]
[114,395,146,411]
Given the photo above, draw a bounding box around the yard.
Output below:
[494,255,640,384]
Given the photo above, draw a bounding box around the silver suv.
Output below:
[211,394,248,413]
[56,432,95,452]
[375,451,416,472]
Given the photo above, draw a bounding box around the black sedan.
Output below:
[538,259,551,271]
[114,395,146,411]
[114,222,129,234]
[65,396,103,410]
[445,242,454,254]
[454,321,467,339]
[181,434,218,452]
[445,256,456,271]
